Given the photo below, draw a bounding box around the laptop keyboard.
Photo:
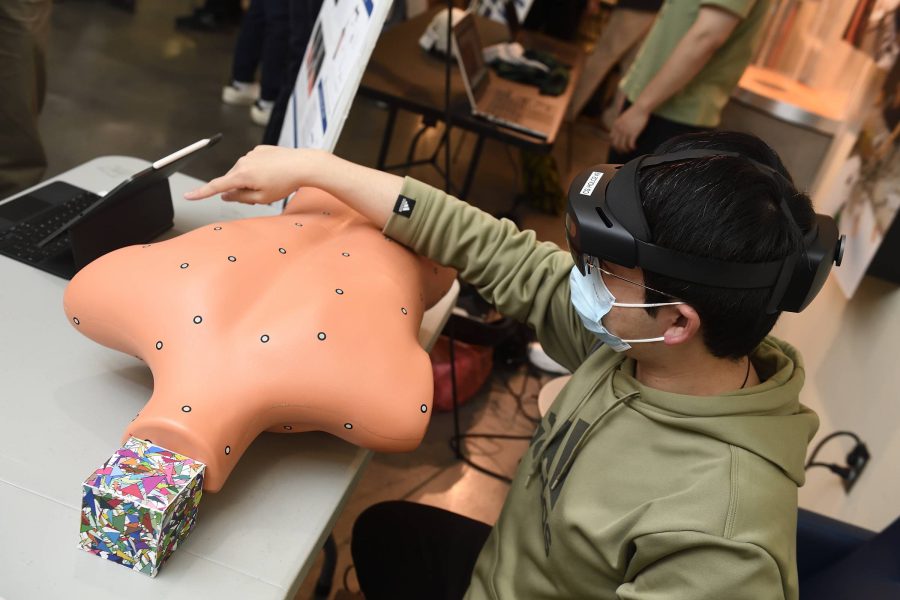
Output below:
[485,89,554,123]
[486,89,526,120]
[0,191,99,263]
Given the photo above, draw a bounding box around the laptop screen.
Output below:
[454,14,489,104]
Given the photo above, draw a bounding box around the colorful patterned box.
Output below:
[79,437,206,576]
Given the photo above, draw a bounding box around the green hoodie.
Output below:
[384,177,819,599]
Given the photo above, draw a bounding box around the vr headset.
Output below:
[565,150,845,314]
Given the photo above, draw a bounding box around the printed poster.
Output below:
[475,0,536,25]
[821,53,900,296]
[279,0,392,151]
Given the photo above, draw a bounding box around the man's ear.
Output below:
[662,303,701,346]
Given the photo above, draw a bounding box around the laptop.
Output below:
[453,11,556,140]
[0,134,222,280]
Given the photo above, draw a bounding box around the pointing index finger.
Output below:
[184,175,237,200]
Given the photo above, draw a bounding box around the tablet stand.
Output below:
[70,179,174,272]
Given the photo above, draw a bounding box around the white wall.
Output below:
[774,273,900,531]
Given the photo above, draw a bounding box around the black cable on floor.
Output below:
[342,563,357,594]
[448,340,542,484]
[804,430,862,469]
[498,362,543,424]
[449,434,531,484]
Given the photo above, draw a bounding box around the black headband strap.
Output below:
[634,240,783,289]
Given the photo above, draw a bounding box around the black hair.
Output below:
[639,131,815,359]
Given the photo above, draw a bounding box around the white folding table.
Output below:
[0,156,456,599]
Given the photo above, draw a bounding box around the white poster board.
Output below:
[817,2,900,297]
[278,0,394,151]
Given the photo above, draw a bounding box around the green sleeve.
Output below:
[617,531,788,600]
[701,0,756,19]
[383,177,595,371]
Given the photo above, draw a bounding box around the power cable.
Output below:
[804,430,870,493]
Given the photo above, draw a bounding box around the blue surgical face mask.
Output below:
[569,264,683,352]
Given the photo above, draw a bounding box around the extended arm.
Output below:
[610,5,741,152]
[186,147,597,370]
[185,146,401,228]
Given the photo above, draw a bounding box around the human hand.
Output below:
[184,145,325,204]
[610,104,650,154]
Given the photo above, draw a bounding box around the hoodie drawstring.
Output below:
[525,361,635,488]
[525,374,606,487]
[548,392,639,491]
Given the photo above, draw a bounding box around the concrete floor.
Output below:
[37,2,610,597]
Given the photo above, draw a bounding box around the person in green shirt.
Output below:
[567,0,663,122]
[610,0,770,163]
[185,130,836,599]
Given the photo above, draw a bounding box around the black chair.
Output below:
[798,508,900,599]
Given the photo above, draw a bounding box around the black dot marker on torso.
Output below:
[180,263,189,269]
[421,404,428,413]
[155,341,163,350]
[344,423,353,430]
[225,446,231,455]
[181,405,191,413]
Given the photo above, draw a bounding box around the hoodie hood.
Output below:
[529,336,819,492]
[615,336,818,486]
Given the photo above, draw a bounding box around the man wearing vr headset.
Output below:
[186,131,843,599]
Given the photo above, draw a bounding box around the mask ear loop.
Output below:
[612,300,683,308]
[619,336,667,343]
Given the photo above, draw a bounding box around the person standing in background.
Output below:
[221,0,290,127]
[522,0,588,41]
[262,0,324,144]
[0,0,52,199]
[566,0,663,123]
[175,0,243,33]
[609,0,770,163]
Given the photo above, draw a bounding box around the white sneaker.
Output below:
[222,82,259,106]
[250,100,273,127]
